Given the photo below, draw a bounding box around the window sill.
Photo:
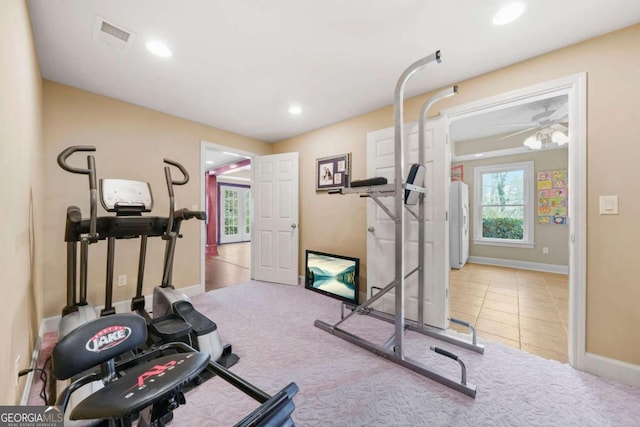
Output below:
[473,239,534,249]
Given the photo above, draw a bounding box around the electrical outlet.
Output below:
[543,247,549,255]
[117,275,127,287]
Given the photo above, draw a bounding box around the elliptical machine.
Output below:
[59,144,237,366]
[150,159,238,367]
[56,146,100,338]
[54,147,105,425]
[104,158,239,366]
[51,146,299,426]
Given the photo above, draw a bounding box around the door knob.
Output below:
[291,223,297,229]
[367,226,375,232]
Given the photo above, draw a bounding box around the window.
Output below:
[244,189,251,235]
[473,161,534,247]
[219,184,251,243]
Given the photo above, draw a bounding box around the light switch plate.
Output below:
[599,195,618,215]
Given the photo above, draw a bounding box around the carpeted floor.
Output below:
[30,281,640,426]
[172,281,640,426]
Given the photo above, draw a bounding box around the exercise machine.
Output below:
[57,146,101,339]
[53,147,237,420]
[51,313,299,426]
[106,158,239,366]
[60,146,238,367]
[149,159,238,367]
[315,51,483,398]
[55,147,105,423]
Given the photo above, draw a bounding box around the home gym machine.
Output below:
[51,312,299,426]
[314,51,484,398]
[54,148,299,425]
[59,145,237,368]
[57,146,100,339]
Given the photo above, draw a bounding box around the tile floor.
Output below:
[449,263,569,363]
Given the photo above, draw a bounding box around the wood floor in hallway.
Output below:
[205,242,251,292]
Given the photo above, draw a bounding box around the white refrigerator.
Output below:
[450,181,469,269]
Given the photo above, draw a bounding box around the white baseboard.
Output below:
[467,256,569,274]
[40,283,205,334]
[583,352,640,388]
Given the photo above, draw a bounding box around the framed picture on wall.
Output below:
[451,165,464,181]
[316,153,351,191]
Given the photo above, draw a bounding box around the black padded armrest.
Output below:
[52,313,148,380]
[404,164,425,205]
[70,352,210,420]
[350,177,388,187]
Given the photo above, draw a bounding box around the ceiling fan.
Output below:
[497,101,569,149]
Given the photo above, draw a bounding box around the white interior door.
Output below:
[252,153,299,285]
[461,183,469,264]
[219,184,250,244]
[366,116,450,328]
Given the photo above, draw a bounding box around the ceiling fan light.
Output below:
[552,130,569,145]
[523,135,541,150]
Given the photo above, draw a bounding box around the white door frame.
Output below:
[441,73,587,369]
[200,141,258,290]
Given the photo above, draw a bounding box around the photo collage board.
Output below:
[537,169,567,225]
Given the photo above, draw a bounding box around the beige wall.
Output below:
[453,148,569,266]
[42,82,272,318]
[0,1,44,404]
[274,24,640,365]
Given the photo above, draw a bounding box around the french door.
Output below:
[219,184,251,244]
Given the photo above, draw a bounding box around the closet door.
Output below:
[366,116,450,329]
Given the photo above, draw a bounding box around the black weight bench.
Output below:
[52,313,209,426]
[51,313,299,426]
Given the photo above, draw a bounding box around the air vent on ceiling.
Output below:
[93,16,136,52]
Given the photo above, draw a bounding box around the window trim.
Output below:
[473,160,534,248]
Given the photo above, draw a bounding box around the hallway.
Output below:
[205,242,250,291]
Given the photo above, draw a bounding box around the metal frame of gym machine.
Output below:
[314,51,484,398]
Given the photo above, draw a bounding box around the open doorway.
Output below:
[441,74,586,367]
[201,142,255,291]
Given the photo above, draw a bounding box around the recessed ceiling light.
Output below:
[146,40,172,58]
[288,105,303,115]
[493,2,526,26]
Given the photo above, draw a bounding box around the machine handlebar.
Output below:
[163,158,189,186]
[57,146,99,241]
[175,209,206,221]
[163,159,190,241]
[57,146,96,173]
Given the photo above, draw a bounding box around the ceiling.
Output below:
[28,1,640,143]
[450,94,568,142]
